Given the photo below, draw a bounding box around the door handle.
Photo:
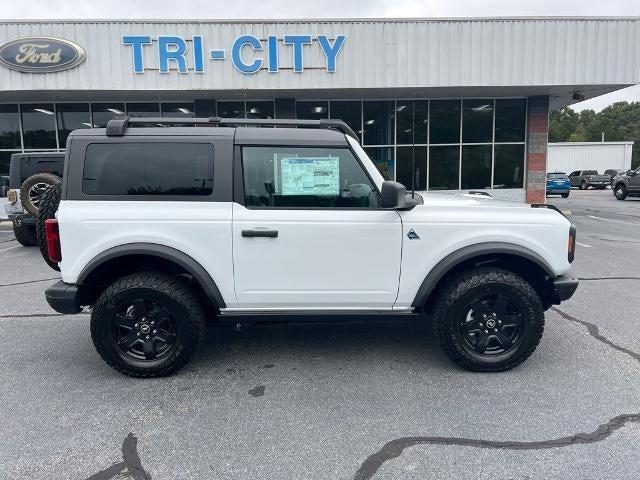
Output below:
[241,229,279,238]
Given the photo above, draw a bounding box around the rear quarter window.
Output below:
[82,143,214,196]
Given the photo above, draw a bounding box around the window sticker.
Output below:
[281,157,339,195]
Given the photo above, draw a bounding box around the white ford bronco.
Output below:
[43,117,578,377]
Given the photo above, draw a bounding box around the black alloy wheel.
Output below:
[614,183,628,200]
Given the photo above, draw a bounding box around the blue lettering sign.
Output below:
[158,36,188,73]
[267,35,278,73]
[317,35,345,72]
[231,35,263,73]
[283,35,312,72]
[192,35,204,73]
[122,35,152,74]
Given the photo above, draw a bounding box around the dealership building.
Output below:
[0,17,638,202]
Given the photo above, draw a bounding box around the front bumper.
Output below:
[45,281,82,314]
[551,275,579,302]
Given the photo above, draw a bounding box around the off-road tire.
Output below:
[19,173,61,215]
[614,183,628,200]
[433,267,545,372]
[35,182,62,271]
[12,223,37,246]
[580,180,588,190]
[91,271,206,378]
[561,192,569,198]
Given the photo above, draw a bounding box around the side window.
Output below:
[83,143,214,196]
[569,171,578,177]
[242,146,379,208]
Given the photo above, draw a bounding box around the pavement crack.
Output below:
[353,413,640,480]
[86,432,151,480]
[0,276,59,288]
[552,307,640,362]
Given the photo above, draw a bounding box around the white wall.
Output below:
[547,142,634,174]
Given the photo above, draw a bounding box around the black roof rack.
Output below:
[105,116,358,140]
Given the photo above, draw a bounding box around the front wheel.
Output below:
[433,267,544,372]
[614,183,628,200]
[91,271,206,377]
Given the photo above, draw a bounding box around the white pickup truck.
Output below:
[42,117,578,377]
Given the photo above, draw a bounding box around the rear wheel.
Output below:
[433,267,544,372]
[19,173,61,215]
[91,271,206,377]
[35,182,62,271]
[12,223,37,246]
[614,183,628,200]
[580,180,588,190]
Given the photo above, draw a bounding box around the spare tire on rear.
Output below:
[36,182,62,271]
[20,173,62,216]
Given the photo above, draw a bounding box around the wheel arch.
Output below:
[412,242,555,311]
[77,243,226,311]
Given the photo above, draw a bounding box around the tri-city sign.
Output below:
[122,34,346,74]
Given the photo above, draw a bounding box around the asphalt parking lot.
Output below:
[0,188,639,480]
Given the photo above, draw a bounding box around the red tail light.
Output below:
[45,219,62,263]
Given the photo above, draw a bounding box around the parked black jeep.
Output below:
[4,152,64,245]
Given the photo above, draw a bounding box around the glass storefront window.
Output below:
[246,101,274,119]
[21,104,57,149]
[462,99,493,143]
[296,101,328,120]
[91,103,126,128]
[493,144,525,188]
[217,101,245,118]
[429,145,459,190]
[495,99,526,142]
[126,103,160,118]
[396,101,428,145]
[430,100,460,144]
[161,103,195,117]
[363,101,394,146]
[364,147,394,181]
[396,146,427,190]
[56,104,91,147]
[0,105,21,149]
[330,101,361,141]
[461,145,492,189]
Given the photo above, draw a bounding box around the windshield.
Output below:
[547,173,567,179]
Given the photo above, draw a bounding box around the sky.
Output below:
[1,0,638,111]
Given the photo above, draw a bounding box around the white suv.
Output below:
[43,117,578,377]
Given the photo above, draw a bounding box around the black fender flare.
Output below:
[411,242,555,308]
[77,243,226,308]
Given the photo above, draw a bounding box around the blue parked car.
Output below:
[546,172,570,198]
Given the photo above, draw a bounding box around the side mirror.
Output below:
[380,181,407,209]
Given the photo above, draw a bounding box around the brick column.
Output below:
[525,96,549,204]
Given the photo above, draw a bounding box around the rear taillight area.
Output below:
[45,219,62,263]
[568,224,576,263]
[7,189,18,203]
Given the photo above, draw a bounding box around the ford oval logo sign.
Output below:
[0,37,86,73]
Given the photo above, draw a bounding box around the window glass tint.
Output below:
[363,101,394,145]
[396,146,427,190]
[91,103,126,128]
[21,104,57,149]
[430,100,460,144]
[364,147,394,180]
[0,151,15,175]
[429,146,459,190]
[242,146,379,208]
[462,100,493,143]
[161,103,195,118]
[396,101,429,145]
[330,101,361,141]
[246,101,274,119]
[493,144,524,188]
[548,173,567,179]
[126,103,160,118]
[495,99,526,142]
[217,101,245,118]
[0,104,21,149]
[461,145,492,189]
[57,104,91,146]
[83,143,214,196]
[296,101,328,120]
